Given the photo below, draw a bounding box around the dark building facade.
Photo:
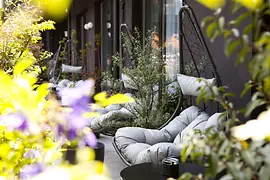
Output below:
[46,0,251,111]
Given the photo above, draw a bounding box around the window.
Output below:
[163,0,182,80]
[101,0,112,71]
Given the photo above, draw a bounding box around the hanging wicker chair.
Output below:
[112,3,224,166]
[48,40,84,91]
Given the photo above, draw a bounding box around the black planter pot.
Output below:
[93,142,105,162]
[65,142,105,164]
[94,132,101,139]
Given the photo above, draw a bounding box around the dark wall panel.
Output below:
[187,1,251,112]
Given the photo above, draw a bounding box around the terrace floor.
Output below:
[98,134,127,180]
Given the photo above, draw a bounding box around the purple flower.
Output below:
[67,129,77,140]
[70,96,90,113]
[84,132,97,147]
[57,124,65,136]
[58,80,94,106]
[20,163,43,179]
[0,112,28,131]
[24,149,41,159]
[66,111,89,130]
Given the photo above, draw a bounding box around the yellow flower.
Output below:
[232,109,270,141]
[235,0,263,10]
[0,61,49,127]
[196,0,226,10]
[94,92,134,107]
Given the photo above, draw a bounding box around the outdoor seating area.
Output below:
[1,0,270,179]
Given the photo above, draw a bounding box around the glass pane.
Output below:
[145,0,161,34]
[101,0,112,71]
[164,0,182,80]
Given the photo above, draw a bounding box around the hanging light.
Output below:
[107,22,111,29]
[84,22,94,30]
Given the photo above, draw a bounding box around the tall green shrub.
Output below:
[102,29,180,128]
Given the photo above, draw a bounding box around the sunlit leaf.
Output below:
[83,112,100,118]
[235,0,263,11]
[206,22,218,39]
[13,59,34,76]
[201,16,214,27]
[197,0,226,10]
[224,39,232,57]
[94,92,107,102]
[32,0,72,21]
[105,94,134,106]
[234,11,251,27]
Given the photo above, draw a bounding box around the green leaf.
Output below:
[224,39,240,57]
[218,86,226,93]
[223,93,234,97]
[201,16,214,27]
[219,174,234,180]
[245,99,266,117]
[241,151,255,168]
[227,162,241,179]
[224,30,232,39]
[196,91,207,106]
[206,21,218,39]
[218,139,229,155]
[241,82,252,98]
[265,10,270,16]
[231,2,242,14]
[180,173,193,180]
[259,167,270,180]
[264,76,270,95]
[218,17,225,30]
[190,151,204,162]
[235,12,251,27]
[181,145,193,163]
[243,24,253,35]
[181,145,189,163]
[206,153,218,177]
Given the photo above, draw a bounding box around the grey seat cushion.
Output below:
[114,106,224,165]
[134,142,182,164]
[161,106,206,142]
[204,112,224,131]
[115,127,169,149]
[89,108,134,132]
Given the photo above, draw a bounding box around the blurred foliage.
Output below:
[0,58,133,180]
[0,1,133,179]
[32,0,72,21]
[180,0,270,179]
[0,0,54,83]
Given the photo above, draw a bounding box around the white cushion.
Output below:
[204,112,225,131]
[62,64,82,73]
[121,73,138,90]
[176,74,216,97]
[58,79,71,88]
